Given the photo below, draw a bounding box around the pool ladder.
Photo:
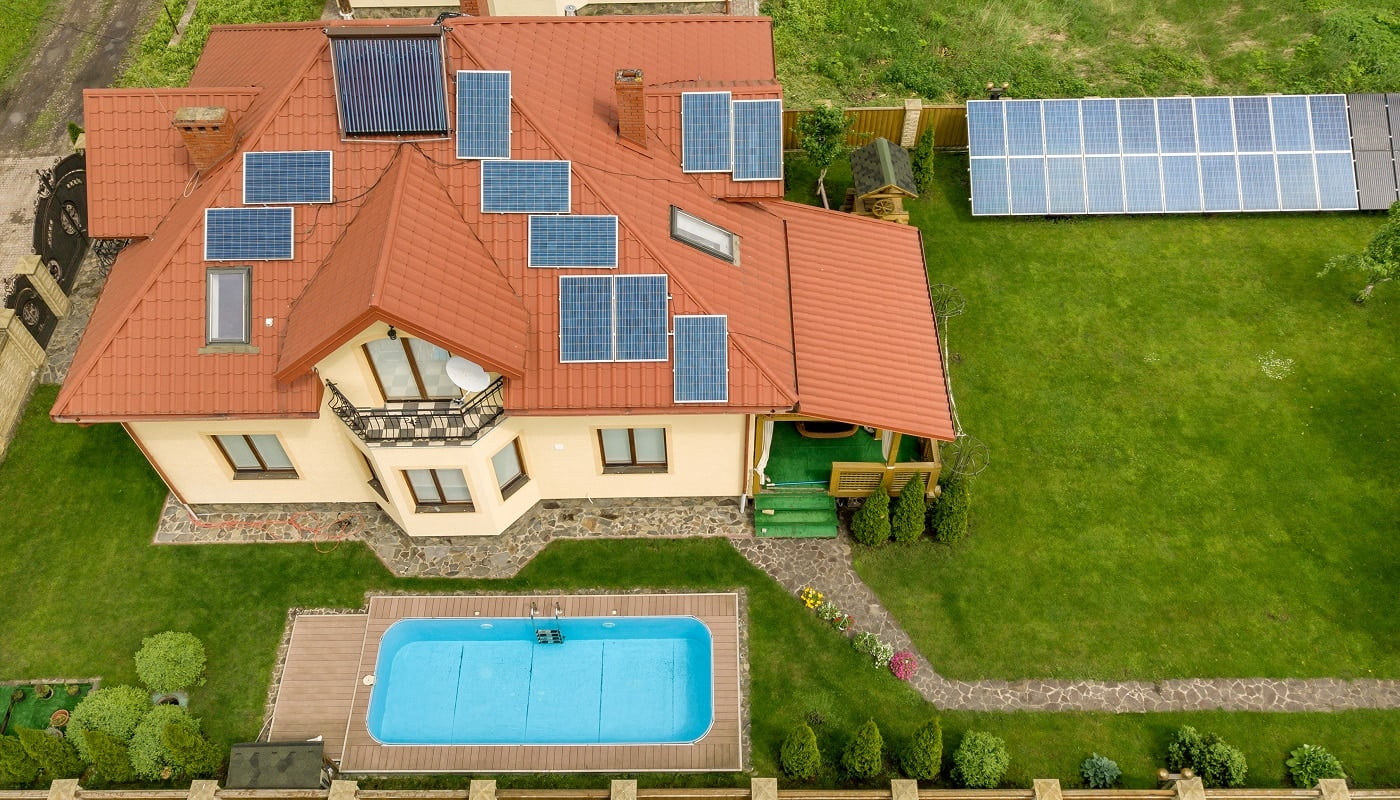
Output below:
[531,602,565,644]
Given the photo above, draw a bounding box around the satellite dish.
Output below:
[445,356,491,392]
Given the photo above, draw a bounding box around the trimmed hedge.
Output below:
[67,685,152,761]
[135,631,207,694]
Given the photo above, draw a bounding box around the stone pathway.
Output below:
[40,250,107,383]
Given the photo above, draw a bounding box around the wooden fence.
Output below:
[782,104,968,151]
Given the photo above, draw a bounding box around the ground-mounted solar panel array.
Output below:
[559,275,669,363]
[205,207,295,261]
[244,152,333,204]
[673,315,728,403]
[456,71,511,159]
[328,32,449,137]
[481,160,571,213]
[966,94,1400,216]
[681,92,783,181]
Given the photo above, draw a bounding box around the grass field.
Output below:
[781,157,1400,684]
[5,387,1400,786]
[0,0,59,89]
[118,0,324,87]
[767,0,1400,106]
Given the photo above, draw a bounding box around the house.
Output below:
[53,10,954,538]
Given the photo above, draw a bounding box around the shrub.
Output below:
[910,129,936,194]
[890,475,928,543]
[1198,737,1248,788]
[900,719,942,780]
[1166,725,1204,772]
[1081,753,1122,788]
[130,705,203,780]
[853,632,894,668]
[0,735,39,787]
[1287,744,1345,788]
[780,723,821,780]
[135,631,207,694]
[162,719,221,778]
[816,601,841,622]
[929,476,970,543]
[16,728,85,779]
[68,685,153,761]
[84,730,134,786]
[850,491,891,545]
[951,731,1009,789]
[841,719,884,779]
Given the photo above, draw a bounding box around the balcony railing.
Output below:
[325,378,506,446]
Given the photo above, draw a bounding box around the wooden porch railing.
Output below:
[829,461,940,497]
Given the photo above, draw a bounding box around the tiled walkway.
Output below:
[153,496,1400,713]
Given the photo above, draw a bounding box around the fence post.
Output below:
[15,254,70,317]
[752,777,778,800]
[1318,779,1350,800]
[1175,777,1206,800]
[891,779,919,800]
[470,779,497,800]
[1033,779,1062,800]
[189,779,220,800]
[612,780,638,800]
[47,779,79,800]
[900,98,923,148]
[329,780,359,800]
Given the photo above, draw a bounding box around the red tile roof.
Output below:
[55,16,953,440]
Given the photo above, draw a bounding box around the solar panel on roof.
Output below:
[481,160,571,213]
[732,99,783,181]
[558,274,669,363]
[673,315,727,404]
[205,207,294,261]
[968,94,1360,216]
[681,92,733,172]
[456,71,510,159]
[244,152,332,204]
[329,33,448,136]
[528,215,617,268]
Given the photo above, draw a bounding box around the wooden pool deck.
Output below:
[267,593,743,773]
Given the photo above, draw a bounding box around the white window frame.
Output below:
[670,206,739,264]
[206,268,250,344]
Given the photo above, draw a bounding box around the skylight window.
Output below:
[206,268,250,344]
[670,206,739,264]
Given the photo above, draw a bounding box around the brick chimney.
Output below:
[173,107,238,172]
[614,68,646,148]
[460,0,488,15]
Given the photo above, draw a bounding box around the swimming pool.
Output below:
[366,616,714,745]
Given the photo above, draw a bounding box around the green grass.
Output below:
[0,0,59,89]
[785,157,1400,683]
[767,0,1400,106]
[7,387,1400,785]
[118,0,324,87]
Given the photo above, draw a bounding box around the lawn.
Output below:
[767,0,1400,107]
[5,387,1400,786]
[0,0,58,88]
[781,157,1400,684]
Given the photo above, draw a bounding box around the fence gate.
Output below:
[32,151,88,295]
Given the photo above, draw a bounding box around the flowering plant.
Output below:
[816,601,841,621]
[889,650,918,680]
[854,632,895,667]
[834,614,853,632]
[799,586,824,609]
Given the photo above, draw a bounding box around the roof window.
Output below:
[670,206,739,264]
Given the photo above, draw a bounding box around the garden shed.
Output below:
[844,137,918,223]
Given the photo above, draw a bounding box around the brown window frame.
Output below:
[212,434,298,479]
[597,427,668,474]
[362,338,459,403]
[492,439,530,500]
[402,468,474,513]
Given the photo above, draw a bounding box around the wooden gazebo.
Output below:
[842,137,918,224]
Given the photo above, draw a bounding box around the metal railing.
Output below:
[324,378,506,446]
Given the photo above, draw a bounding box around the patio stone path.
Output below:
[153,495,1400,712]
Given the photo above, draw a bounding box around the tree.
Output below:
[850,490,891,545]
[67,685,153,761]
[83,730,134,786]
[16,728,85,780]
[841,719,884,779]
[890,474,928,542]
[796,104,853,209]
[780,722,822,780]
[0,735,40,787]
[929,475,970,544]
[900,718,943,780]
[135,631,207,694]
[1319,200,1400,302]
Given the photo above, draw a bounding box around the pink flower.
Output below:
[890,651,918,681]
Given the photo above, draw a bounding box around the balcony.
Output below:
[325,378,506,446]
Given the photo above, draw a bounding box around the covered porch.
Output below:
[751,414,942,498]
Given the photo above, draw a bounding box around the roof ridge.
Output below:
[369,147,414,304]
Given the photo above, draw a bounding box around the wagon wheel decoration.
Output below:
[928,284,966,322]
[870,197,898,217]
[942,433,989,478]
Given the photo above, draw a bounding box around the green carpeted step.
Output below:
[755,509,835,525]
[753,493,839,538]
[755,521,839,538]
[753,492,836,512]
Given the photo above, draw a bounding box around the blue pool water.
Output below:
[366,616,714,745]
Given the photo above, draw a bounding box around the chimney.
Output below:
[614,68,646,148]
[460,0,488,15]
[173,107,238,172]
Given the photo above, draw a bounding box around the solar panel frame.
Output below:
[204,207,295,261]
[558,276,615,363]
[328,34,449,137]
[557,274,670,363]
[732,99,784,181]
[481,160,571,213]
[673,315,728,404]
[528,215,619,268]
[243,151,333,205]
[967,101,1007,157]
[456,70,511,160]
[969,158,1010,215]
[681,91,733,173]
[1005,100,1045,156]
[615,275,670,362]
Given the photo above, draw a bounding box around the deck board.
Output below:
[268,614,370,756]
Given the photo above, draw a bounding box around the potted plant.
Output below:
[49,709,70,727]
[35,684,54,700]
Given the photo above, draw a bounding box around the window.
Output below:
[363,338,458,401]
[214,434,296,478]
[206,269,250,344]
[670,206,739,264]
[403,468,473,512]
[491,439,529,499]
[598,428,667,473]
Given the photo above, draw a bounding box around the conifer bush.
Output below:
[780,722,822,780]
[891,475,928,542]
[929,476,970,543]
[84,730,134,786]
[900,719,943,780]
[129,705,208,780]
[135,631,207,694]
[951,731,1009,788]
[841,719,885,779]
[68,685,153,761]
[16,728,85,780]
[162,720,222,778]
[851,491,891,545]
[0,735,39,787]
